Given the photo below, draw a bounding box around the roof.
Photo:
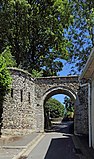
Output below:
[80,48,94,79]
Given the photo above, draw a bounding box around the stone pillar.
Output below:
[74,94,80,134]
[74,86,88,135]
[34,99,44,132]
[91,79,94,148]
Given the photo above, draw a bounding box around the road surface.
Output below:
[27,121,80,159]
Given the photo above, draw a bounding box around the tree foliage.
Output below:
[65,0,94,73]
[1,46,16,67]
[0,0,73,76]
[63,96,74,119]
[0,46,16,93]
[0,46,16,134]
[44,98,65,118]
[0,56,11,93]
[1,0,93,75]
[31,69,43,78]
[0,46,16,102]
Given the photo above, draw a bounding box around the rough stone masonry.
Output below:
[1,68,89,136]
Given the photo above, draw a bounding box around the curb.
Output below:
[12,133,45,159]
[0,145,27,149]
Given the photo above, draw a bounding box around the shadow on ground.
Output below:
[45,121,74,134]
[44,137,79,159]
[44,121,79,159]
[45,121,94,159]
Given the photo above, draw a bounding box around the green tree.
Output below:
[0,46,16,95]
[31,69,43,78]
[1,46,16,67]
[44,97,64,129]
[0,56,12,95]
[45,98,64,118]
[0,47,16,135]
[65,0,94,73]
[63,96,74,120]
[0,0,73,76]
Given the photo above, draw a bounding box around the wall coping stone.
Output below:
[8,67,34,82]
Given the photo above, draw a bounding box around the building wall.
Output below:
[79,48,94,148]
[74,86,89,135]
[2,69,36,135]
[91,79,94,148]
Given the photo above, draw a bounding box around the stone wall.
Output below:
[1,68,89,136]
[2,68,36,135]
[74,85,88,135]
[34,76,79,132]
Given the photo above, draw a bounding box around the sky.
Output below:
[52,60,73,105]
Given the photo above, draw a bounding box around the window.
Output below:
[11,88,13,98]
[21,90,23,102]
[28,92,30,104]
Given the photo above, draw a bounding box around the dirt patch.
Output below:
[0,135,22,144]
[8,136,22,142]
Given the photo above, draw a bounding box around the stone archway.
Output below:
[42,86,77,130]
[43,86,77,104]
[2,68,80,135]
[42,86,77,131]
[34,76,79,132]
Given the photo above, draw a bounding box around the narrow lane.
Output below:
[27,122,80,159]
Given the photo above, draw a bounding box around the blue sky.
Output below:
[58,60,72,76]
[52,60,72,104]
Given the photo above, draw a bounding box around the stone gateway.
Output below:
[1,67,88,136]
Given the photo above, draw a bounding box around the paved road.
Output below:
[0,121,94,159]
[27,121,80,159]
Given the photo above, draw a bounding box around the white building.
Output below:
[80,48,94,148]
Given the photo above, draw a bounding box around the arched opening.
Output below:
[43,86,76,133]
